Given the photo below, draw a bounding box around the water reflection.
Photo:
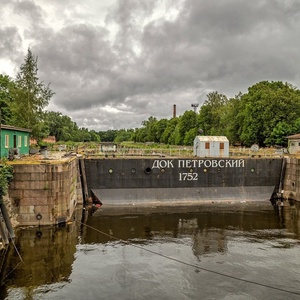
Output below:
[0,201,300,299]
[0,215,81,299]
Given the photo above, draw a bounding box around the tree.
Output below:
[99,130,118,142]
[222,93,242,145]
[0,74,15,124]
[184,128,198,145]
[11,48,54,140]
[265,121,293,146]
[198,92,228,136]
[238,81,300,146]
[153,118,168,143]
[135,127,147,142]
[114,129,133,143]
[160,117,178,144]
[141,116,158,142]
[45,111,78,141]
[177,110,197,145]
[89,130,101,142]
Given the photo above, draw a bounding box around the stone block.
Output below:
[30,172,48,181]
[19,205,35,214]
[21,197,48,206]
[34,205,50,215]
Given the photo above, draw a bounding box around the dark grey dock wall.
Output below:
[83,157,283,205]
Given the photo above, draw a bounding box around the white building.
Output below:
[287,133,300,154]
[193,136,229,157]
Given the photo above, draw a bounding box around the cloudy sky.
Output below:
[1,0,300,131]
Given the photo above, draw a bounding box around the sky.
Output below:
[1,0,300,131]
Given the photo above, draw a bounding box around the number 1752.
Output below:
[179,172,198,181]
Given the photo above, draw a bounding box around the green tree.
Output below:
[89,130,101,142]
[11,48,54,140]
[135,127,147,142]
[222,93,242,144]
[176,110,197,145]
[99,130,118,142]
[154,118,168,143]
[198,92,228,136]
[160,117,178,144]
[141,116,158,142]
[184,128,198,145]
[238,81,300,146]
[114,129,133,143]
[45,111,80,142]
[265,121,293,146]
[0,74,15,124]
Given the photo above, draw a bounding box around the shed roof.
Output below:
[195,136,229,142]
[287,133,300,139]
[0,124,32,133]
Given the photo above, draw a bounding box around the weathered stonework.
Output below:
[8,157,83,226]
[282,157,300,201]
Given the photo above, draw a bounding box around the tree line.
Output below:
[1,49,300,147]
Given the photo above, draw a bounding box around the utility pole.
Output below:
[191,103,199,113]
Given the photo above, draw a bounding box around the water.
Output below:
[1,201,300,300]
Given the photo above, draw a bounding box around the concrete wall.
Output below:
[8,157,82,226]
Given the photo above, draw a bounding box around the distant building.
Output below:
[30,135,56,145]
[193,136,229,157]
[99,142,118,152]
[287,133,300,154]
[43,136,56,143]
[0,124,32,158]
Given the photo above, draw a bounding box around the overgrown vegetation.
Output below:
[1,49,300,147]
[0,162,14,203]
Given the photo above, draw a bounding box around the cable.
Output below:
[80,221,300,297]
[0,231,25,284]
[0,245,9,272]
[8,236,23,264]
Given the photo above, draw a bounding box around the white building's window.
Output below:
[5,135,9,148]
[24,136,28,147]
[18,136,22,147]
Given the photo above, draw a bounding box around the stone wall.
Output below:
[8,157,83,226]
[282,157,300,201]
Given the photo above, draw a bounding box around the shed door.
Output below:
[13,134,17,148]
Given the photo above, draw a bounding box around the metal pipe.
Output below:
[0,212,9,245]
[0,204,15,239]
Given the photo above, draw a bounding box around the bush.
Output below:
[0,162,14,202]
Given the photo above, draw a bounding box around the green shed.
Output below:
[0,125,32,159]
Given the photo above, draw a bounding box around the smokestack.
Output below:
[173,104,176,118]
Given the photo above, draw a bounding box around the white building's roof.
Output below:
[195,136,229,142]
[287,133,300,139]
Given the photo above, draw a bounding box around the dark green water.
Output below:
[1,201,300,299]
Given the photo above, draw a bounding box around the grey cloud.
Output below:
[2,0,300,130]
[13,0,44,27]
[0,27,23,71]
[0,27,22,56]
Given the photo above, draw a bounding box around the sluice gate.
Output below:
[81,157,285,206]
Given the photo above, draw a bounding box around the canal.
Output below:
[0,201,300,299]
